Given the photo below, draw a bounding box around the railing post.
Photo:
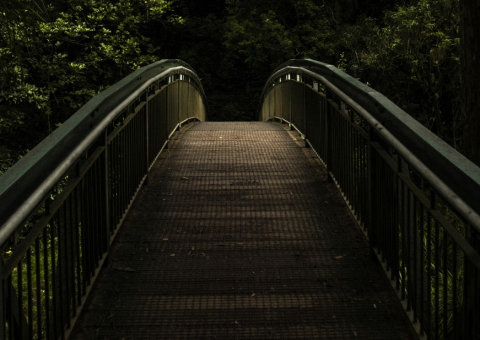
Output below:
[145,92,150,186]
[325,95,333,182]
[303,79,307,146]
[165,87,169,148]
[0,260,5,339]
[103,130,111,247]
[177,77,181,130]
[289,80,292,125]
[187,77,190,120]
[167,78,171,128]
[367,128,378,249]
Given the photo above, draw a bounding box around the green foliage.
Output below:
[289,0,336,60]
[0,0,466,169]
[340,0,461,148]
[224,0,339,68]
[0,0,181,172]
[0,1,473,337]
[225,8,294,68]
[219,0,348,121]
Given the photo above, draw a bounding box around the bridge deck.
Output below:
[70,122,417,339]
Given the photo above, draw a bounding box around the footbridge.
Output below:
[1,59,480,339]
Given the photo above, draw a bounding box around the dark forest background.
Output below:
[0,0,469,174]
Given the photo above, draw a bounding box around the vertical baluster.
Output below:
[43,227,50,340]
[7,275,14,339]
[426,210,432,338]
[443,230,448,339]
[452,241,458,339]
[27,247,33,338]
[419,204,425,336]
[94,159,101,262]
[51,217,58,340]
[35,238,41,340]
[68,194,76,317]
[367,128,377,249]
[434,219,440,340]
[411,193,417,317]
[81,172,89,291]
[406,187,411,311]
[474,270,480,338]
[57,207,65,337]
[0,256,4,340]
[400,178,406,299]
[17,261,23,340]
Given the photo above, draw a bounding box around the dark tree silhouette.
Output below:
[460,0,480,166]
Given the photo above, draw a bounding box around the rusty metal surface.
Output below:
[70,122,417,339]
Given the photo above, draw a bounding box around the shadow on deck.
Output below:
[69,122,417,339]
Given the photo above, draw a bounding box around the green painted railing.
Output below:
[0,59,206,339]
[3,56,479,340]
[260,59,480,340]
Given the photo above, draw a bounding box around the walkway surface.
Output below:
[70,122,417,339]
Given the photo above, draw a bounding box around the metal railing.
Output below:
[0,59,207,339]
[260,59,480,339]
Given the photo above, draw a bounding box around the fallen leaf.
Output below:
[114,266,135,272]
[163,238,169,241]
[170,254,176,257]
[334,256,344,260]
[145,246,149,253]
[354,331,358,337]
[181,177,188,180]
[251,293,256,298]
[373,304,377,309]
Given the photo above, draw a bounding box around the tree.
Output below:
[0,0,181,174]
[460,0,480,166]
[340,0,462,148]
[224,0,344,69]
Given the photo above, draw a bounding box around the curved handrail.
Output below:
[0,59,206,245]
[259,59,480,232]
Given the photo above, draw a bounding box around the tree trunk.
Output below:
[460,0,480,166]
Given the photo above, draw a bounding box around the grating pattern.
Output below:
[70,122,417,339]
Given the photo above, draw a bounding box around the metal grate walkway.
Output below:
[70,122,417,339]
